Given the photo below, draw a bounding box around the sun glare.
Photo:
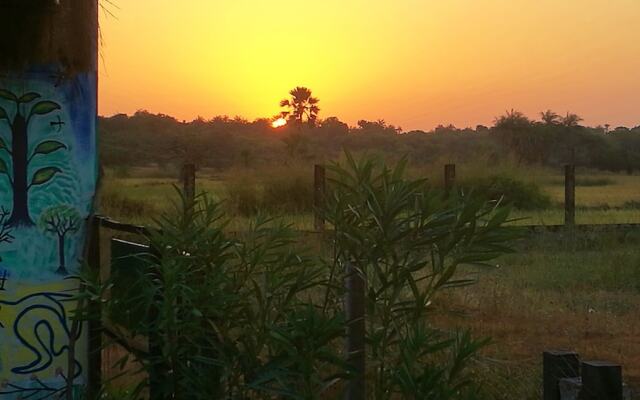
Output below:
[272,117,287,128]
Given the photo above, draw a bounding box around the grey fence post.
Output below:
[182,163,196,203]
[564,165,575,227]
[543,350,580,400]
[444,164,456,198]
[314,164,326,231]
[581,361,623,400]
[345,261,365,400]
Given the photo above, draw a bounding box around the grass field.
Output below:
[98,166,640,227]
[434,232,640,398]
[98,165,640,397]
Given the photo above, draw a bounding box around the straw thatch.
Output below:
[0,0,98,74]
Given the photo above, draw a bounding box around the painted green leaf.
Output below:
[31,167,61,186]
[0,107,7,120]
[0,89,17,102]
[33,140,67,156]
[29,101,61,117]
[18,92,41,103]
[0,158,8,174]
[0,137,6,151]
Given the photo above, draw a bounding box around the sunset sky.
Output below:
[99,0,640,130]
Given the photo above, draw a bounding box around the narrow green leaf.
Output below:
[0,89,17,102]
[0,158,7,174]
[18,92,41,103]
[31,167,61,186]
[29,101,61,117]
[33,140,67,156]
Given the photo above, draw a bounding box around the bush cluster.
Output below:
[84,155,517,399]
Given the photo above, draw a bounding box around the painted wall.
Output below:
[0,67,97,399]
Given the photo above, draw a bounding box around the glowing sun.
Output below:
[272,117,287,128]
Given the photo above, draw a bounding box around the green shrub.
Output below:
[463,175,551,210]
[623,200,640,209]
[224,167,314,216]
[262,172,313,214]
[82,154,516,399]
[223,177,261,216]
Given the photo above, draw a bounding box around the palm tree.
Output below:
[540,110,560,125]
[493,109,531,130]
[561,112,583,128]
[280,87,320,126]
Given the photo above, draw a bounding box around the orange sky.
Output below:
[99,0,640,130]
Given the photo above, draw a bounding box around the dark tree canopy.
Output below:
[98,109,640,173]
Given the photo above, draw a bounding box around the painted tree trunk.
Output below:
[7,113,32,226]
[57,234,67,275]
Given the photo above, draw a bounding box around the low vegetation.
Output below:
[87,155,517,399]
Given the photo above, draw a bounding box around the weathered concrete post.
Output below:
[564,165,576,227]
[543,350,581,400]
[444,163,456,198]
[581,361,623,400]
[0,1,99,398]
[314,164,326,231]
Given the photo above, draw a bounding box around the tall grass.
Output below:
[98,181,160,220]
[223,165,313,216]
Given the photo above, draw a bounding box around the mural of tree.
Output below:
[0,207,13,263]
[0,206,12,243]
[0,89,66,227]
[38,205,80,275]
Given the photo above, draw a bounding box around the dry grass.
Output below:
[432,233,640,398]
[97,164,640,397]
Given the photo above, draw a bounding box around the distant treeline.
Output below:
[99,110,640,172]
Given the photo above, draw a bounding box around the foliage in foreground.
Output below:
[83,154,516,399]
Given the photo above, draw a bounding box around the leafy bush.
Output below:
[324,154,516,399]
[262,171,313,214]
[462,175,551,210]
[83,154,515,399]
[223,177,261,216]
[623,200,640,209]
[224,167,314,216]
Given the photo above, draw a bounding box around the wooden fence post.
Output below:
[182,163,196,203]
[444,164,456,198]
[543,350,580,400]
[564,165,575,227]
[314,164,326,231]
[581,361,623,400]
[87,215,103,398]
[345,261,366,400]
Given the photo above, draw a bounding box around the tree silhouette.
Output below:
[0,89,66,227]
[494,109,531,131]
[280,87,320,127]
[38,205,80,275]
[561,112,583,128]
[540,110,560,125]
